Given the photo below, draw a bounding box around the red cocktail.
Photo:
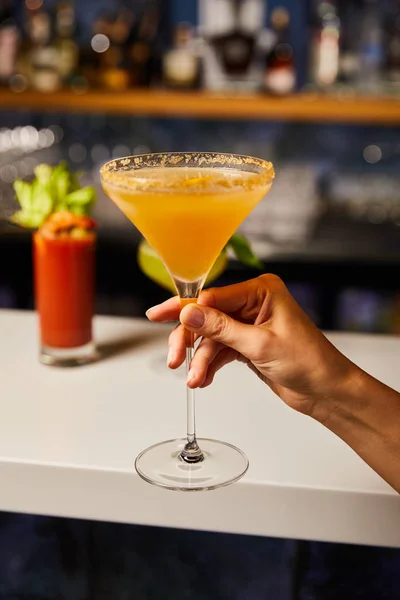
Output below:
[33,212,97,366]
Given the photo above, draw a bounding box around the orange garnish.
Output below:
[40,211,97,237]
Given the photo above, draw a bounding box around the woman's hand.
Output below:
[148,274,400,492]
[146,275,356,422]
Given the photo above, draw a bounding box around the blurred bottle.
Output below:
[129,7,160,87]
[54,0,79,85]
[263,7,296,95]
[337,5,360,86]
[209,1,256,79]
[309,0,340,89]
[162,22,201,89]
[384,3,400,92]
[79,11,111,88]
[357,0,384,94]
[0,0,19,85]
[100,9,132,92]
[200,0,266,91]
[27,8,62,93]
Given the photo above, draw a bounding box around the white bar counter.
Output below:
[0,310,399,547]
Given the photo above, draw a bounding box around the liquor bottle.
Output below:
[79,11,112,88]
[100,48,131,92]
[263,7,296,95]
[384,2,400,90]
[200,0,266,91]
[162,22,200,89]
[99,10,132,92]
[130,7,160,87]
[0,0,19,85]
[27,8,61,93]
[209,0,255,78]
[357,0,384,94]
[54,0,79,84]
[337,4,360,86]
[309,0,340,88]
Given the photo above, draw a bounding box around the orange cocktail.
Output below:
[102,166,272,282]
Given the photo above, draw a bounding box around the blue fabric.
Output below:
[297,541,400,600]
[1,514,400,599]
[0,514,292,600]
[0,514,89,599]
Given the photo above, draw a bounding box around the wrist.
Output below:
[309,351,400,493]
[310,354,365,427]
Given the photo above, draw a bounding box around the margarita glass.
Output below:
[101,152,274,490]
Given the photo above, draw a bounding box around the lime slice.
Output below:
[137,239,228,294]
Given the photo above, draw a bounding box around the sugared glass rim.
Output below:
[100,152,275,194]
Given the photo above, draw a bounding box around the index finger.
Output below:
[147,276,270,322]
[199,278,262,315]
[146,296,180,322]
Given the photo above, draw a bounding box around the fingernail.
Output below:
[187,368,195,384]
[145,305,160,318]
[182,306,204,329]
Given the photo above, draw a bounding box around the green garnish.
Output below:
[226,233,264,269]
[11,162,96,229]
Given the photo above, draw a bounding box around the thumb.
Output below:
[180,304,264,359]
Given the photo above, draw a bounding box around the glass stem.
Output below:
[186,344,196,445]
[180,335,204,463]
[174,278,206,464]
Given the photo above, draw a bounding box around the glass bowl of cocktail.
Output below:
[138,232,264,378]
[100,153,274,491]
[137,231,264,295]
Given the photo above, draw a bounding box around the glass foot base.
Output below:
[135,438,249,491]
[40,341,98,367]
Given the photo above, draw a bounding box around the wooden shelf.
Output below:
[1,88,399,124]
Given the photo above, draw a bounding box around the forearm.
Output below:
[316,365,400,493]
